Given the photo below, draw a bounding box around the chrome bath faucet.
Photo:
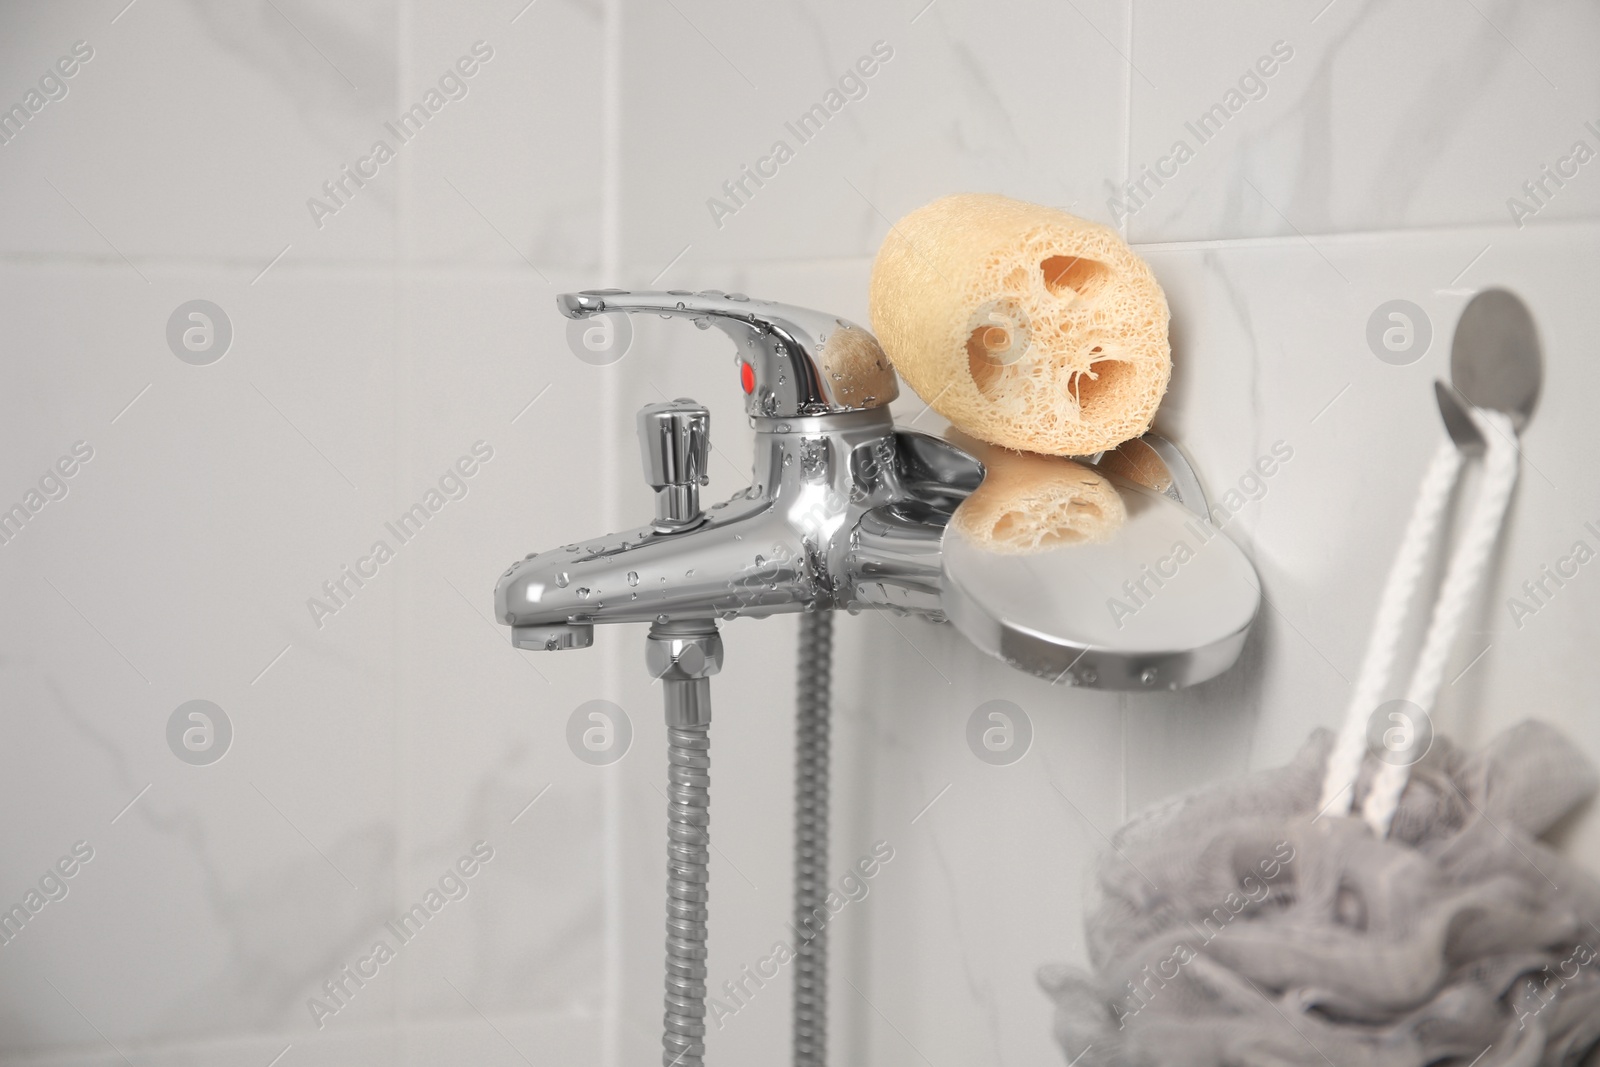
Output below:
[494,288,984,650]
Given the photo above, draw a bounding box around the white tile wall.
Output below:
[617,0,1129,270]
[1,1,1597,1065]
[1124,0,1600,242]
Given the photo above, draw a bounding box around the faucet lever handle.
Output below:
[557,289,897,419]
[638,399,710,530]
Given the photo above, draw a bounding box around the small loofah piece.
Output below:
[818,324,897,410]
[1097,438,1175,496]
[870,193,1172,456]
[947,431,1126,554]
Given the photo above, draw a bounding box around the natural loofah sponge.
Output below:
[870,193,1171,456]
[947,432,1126,554]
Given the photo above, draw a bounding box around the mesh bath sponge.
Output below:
[946,431,1126,554]
[869,194,1171,456]
[1039,721,1600,1067]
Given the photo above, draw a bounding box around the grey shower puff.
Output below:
[1040,721,1600,1067]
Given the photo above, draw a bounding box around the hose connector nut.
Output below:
[647,620,723,728]
[645,627,724,682]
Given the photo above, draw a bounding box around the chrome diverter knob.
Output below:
[638,399,710,530]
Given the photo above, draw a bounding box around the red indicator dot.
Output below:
[739,361,755,394]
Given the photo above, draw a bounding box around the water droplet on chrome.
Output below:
[555,572,570,588]
[626,571,640,587]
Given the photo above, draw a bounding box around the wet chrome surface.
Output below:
[942,479,1260,690]
[499,288,1261,692]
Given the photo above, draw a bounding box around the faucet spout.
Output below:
[495,399,988,646]
[494,494,813,635]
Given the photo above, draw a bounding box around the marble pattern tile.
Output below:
[617,0,1130,271]
[4,0,1600,1064]
[0,0,603,270]
[400,0,604,270]
[1125,0,1600,242]
[0,1,402,263]
[0,264,402,1048]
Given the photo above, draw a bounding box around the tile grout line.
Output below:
[1120,0,1134,829]
[393,0,414,1043]
[6,216,1600,281]
[1121,0,1135,247]
[599,1,625,1065]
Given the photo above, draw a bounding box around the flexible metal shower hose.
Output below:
[664,723,712,1067]
[793,610,833,1067]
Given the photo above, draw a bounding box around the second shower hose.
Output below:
[792,610,833,1067]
